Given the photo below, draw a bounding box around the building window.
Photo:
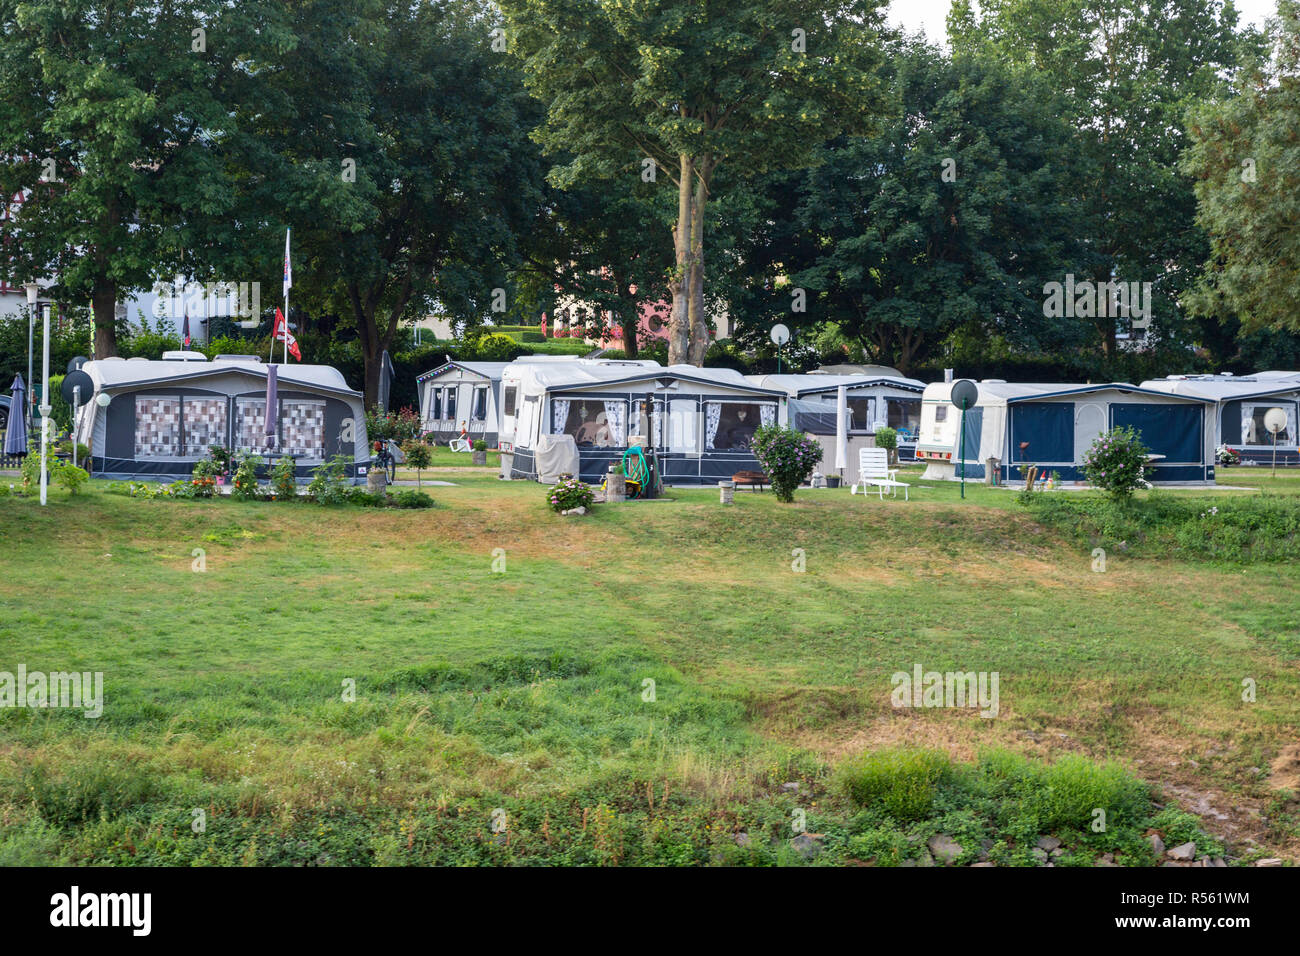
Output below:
[471,386,488,422]
[887,398,922,439]
[705,402,775,451]
[502,386,517,417]
[134,396,181,458]
[552,398,626,447]
[183,397,228,457]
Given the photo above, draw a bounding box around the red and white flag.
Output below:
[273,307,301,361]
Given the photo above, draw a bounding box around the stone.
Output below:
[1148,833,1166,857]
[790,833,823,858]
[1050,848,1066,859]
[927,834,963,865]
[780,782,800,793]
[1167,841,1197,861]
[1031,847,1049,864]
[1036,835,1062,852]
[1210,857,1228,868]
[734,831,751,848]
[970,861,995,867]
[1255,858,1284,867]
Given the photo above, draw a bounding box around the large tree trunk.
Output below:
[92,281,118,358]
[686,158,713,367]
[667,154,695,366]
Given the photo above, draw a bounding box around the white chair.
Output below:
[448,437,470,453]
[850,447,910,500]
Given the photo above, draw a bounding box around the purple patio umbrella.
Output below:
[4,374,27,457]
[264,364,278,450]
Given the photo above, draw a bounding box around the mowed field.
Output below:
[0,463,1298,865]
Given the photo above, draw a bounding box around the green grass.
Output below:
[0,468,1297,865]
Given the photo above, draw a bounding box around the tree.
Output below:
[1184,0,1300,335]
[402,440,432,490]
[726,41,1091,374]
[0,0,291,357]
[257,0,548,407]
[949,0,1257,356]
[499,0,888,365]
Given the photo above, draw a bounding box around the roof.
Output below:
[82,358,361,397]
[748,373,925,396]
[503,360,786,397]
[1141,376,1300,402]
[923,380,1215,405]
[416,360,511,384]
[810,363,907,377]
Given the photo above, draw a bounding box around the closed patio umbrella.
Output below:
[835,384,848,480]
[264,364,278,449]
[4,374,27,457]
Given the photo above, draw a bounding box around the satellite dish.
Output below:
[95,392,112,408]
[1264,407,1288,434]
[61,369,94,405]
[66,356,90,374]
[770,324,790,346]
[951,379,979,411]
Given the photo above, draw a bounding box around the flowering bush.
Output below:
[750,424,824,503]
[366,406,425,444]
[548,476,595,513]
[1215,445,1240,466]
[232,454,261,501]
[1081,426,1151,500]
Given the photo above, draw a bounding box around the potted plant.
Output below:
[472,439,488,466]
[874,426,898,467]
[826,472,841,488]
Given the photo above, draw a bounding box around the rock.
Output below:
[1148,833,1166,857]
[1031,847,1049,864]
[1050,848,1066,859]
[734,832,751,848]
[790,833,822,859]
[1037,835,1062,852]
[1210,857,1228,868]
[1255,858,1284,867]
[927,834,963,865]
[780,782,800,793]
[1167,841,1197,861]
[970,861,996,867]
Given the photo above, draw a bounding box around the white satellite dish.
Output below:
[770,324,790,346]
[1264,407,1287,434]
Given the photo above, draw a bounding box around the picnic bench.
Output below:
[732,470,769,492]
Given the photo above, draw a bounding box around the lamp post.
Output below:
[24,283,37,431]
[39,303,51,506]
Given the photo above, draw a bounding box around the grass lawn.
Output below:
[0,465,1297,865]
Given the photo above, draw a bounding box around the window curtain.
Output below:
[760,404,775,428]
[235,398,268,453]
[183,397,228,457]
[603,400,626,445]
[1242,407,1258,445]
[134,396,181,458]
[281,400,326,459]
[705,403,722,450]
[551,399,570,434]
[632,401,662,445]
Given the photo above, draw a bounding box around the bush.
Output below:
[366,407,425,445]
[1030,755,1149,832]
[520,331,545,343]
[750,424,823,503]
[391,489,434,509]
[307,455,352,505]
[547,476,595,513]
[874,426,897,451]
[1081,426,1150,499]
[231,453,261,501]
[344,487,386,507]
[269,456,298,500]
[52,459,89,495]
[472,439,487,451]
[835,748,953,822]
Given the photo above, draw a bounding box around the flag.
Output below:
[272,307,302,361]
[182,311,191,349]
[283,227,292,298]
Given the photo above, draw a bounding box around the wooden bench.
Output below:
[732,470,769,492]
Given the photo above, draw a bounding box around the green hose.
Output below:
[622,446,652,498]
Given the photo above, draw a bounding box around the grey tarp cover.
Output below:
[788,398,839,435]
[534,434,580,483]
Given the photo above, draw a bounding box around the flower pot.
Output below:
[825,475,841,488]
[366,466,387,497]
[472,450,487,466]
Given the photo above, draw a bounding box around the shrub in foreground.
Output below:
[548,476,594,513]
[835,748,952,821]
[750,424,823,503]
[1081,426,1150,499]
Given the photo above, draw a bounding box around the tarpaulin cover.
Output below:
[534,433,579,483]
[1111,403,1202,463]
[1010,403,1074,463]
[788,398,838,435]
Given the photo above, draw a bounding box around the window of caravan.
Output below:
[935,405,948,422]
[502,386,517,418]
[235,397,268,453]
[443,387,457,423]
[1111,403,1202,462]
[705,402,775,451]
[183,397,228,457]
[135,396,182,457]
[552,398,627,447]
[887,398,922,438]
[281,400,326,459]
[631,399,664,446]
[471,387,489,421]
[1010,403,1073,462]
[430,387,443,421]
[1240,402,1295,446]
[632,399,699,451]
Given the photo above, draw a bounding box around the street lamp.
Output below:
[39,303,51,506]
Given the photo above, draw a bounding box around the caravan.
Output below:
[916,381,1216,485]
[416,360,509,448]
[498,359,787,484]
[1141,375,1300,466]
